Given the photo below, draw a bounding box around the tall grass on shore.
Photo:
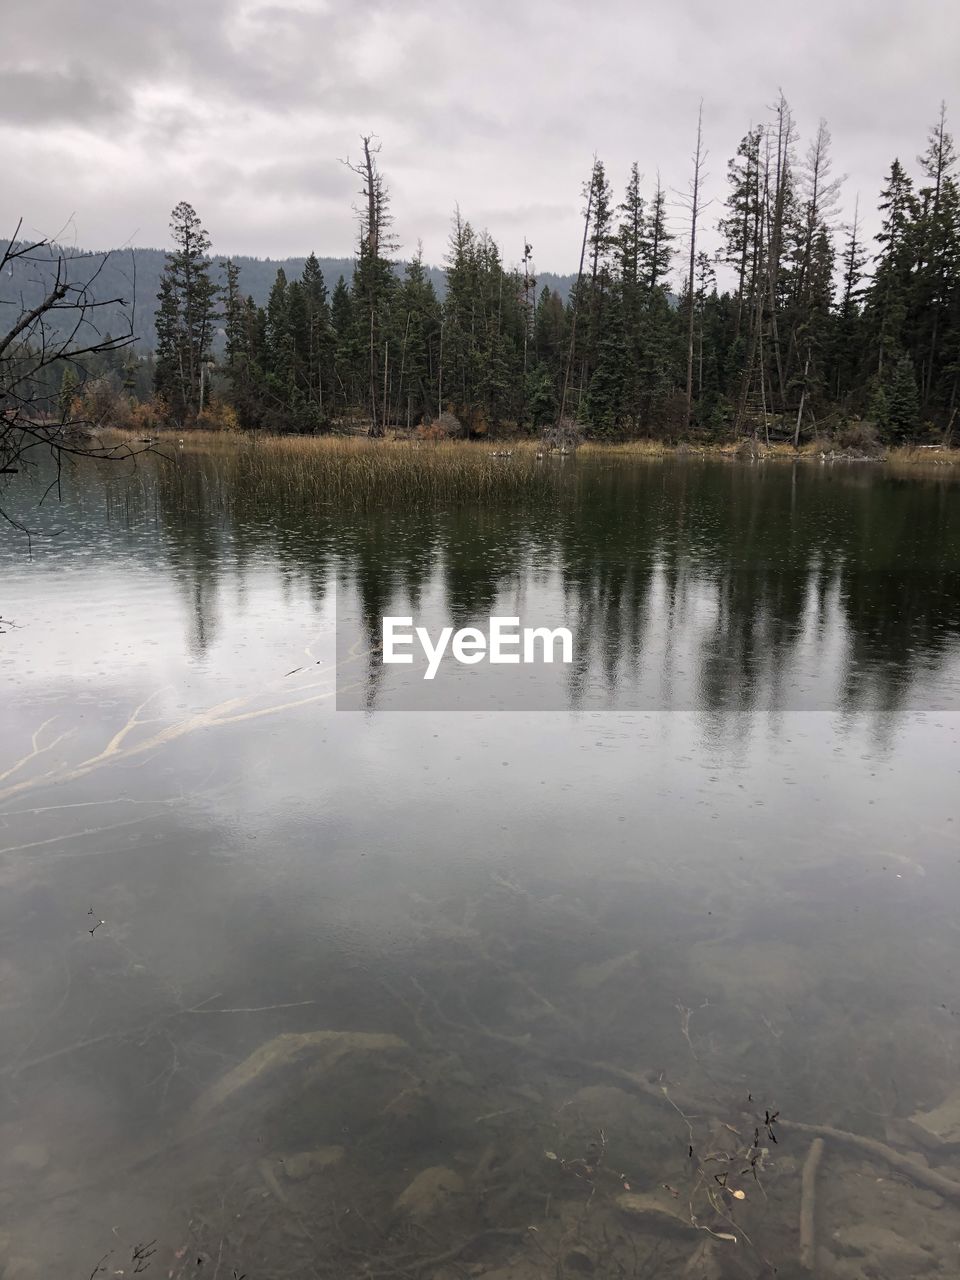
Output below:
[146,434,571,512]
[102,430,960,523]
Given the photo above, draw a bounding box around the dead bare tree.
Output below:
[340,137,396,437]
[557,160,598,430]
[0,222,144,531]
[764,92,796,412]
[676,103,710,432]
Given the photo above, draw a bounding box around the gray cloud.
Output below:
[2,0,958,277]
[0,67,128,126]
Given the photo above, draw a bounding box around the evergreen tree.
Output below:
[914,106,958,409]
[533,286,567,384]
[330,276,360,414]
[586,290,628,434]
[58,364,80,417]
[865,159,919,378]
[300,253,335,422]
[720,127,763,341]
[221,257,266,428]
[440,215,524,428]
[394,249,441,425]
[642,175,674,295]
[831,200,868,404]
[887,354,921,439]
[138,119,960,445]
[526,362,558,428]
[153,202,219,424]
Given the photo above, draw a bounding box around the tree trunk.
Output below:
[558,163,597,427]
[685,104,704,432]
[794,349,810,448]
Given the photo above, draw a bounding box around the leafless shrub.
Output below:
[542,416,583,452]
[1,221,146,530]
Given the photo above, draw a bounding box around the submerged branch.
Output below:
[798,1137,824,1273]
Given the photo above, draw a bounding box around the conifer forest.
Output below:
[144,99,960,446]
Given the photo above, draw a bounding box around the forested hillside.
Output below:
[0,241,575,354]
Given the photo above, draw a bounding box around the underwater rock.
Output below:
[908,1087,960,1149]
[616,1189,699,1238]
[562,1245,595,1272]
[190,1030,409,1119]
[394,1165,465,1220]
[281,1145,345,1180]
[688,939,816,1002]
[831,1223,938,1274]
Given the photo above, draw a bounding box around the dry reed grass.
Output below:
[122,433,568,509]
[98,429,960,514]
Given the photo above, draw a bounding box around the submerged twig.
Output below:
[799,1137,824,1272]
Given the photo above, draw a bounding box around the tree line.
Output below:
[152,100,960,444]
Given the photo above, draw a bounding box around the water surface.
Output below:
[1,450,959,1278]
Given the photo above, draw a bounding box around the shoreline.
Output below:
[100,428,960,470]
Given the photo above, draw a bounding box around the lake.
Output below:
[1,445,959,1279]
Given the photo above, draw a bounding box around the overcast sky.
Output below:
[3,0,957,281]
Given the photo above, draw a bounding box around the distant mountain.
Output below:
[1,241,576,352]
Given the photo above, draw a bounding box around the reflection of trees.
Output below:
[347,514,438,709]
[77,454,960,716]
[104,452,337,661]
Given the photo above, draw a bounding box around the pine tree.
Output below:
[581,158,615,401]
[220,257,265,428]
[440,215,524,428]
[526,362,558,429]
[300,253,335,423]
[866,159,919,378]
[636,290,679,431]
[867,378,890,432]
[394,249,441,426]
[887,354,920,439]
[533,286,566,385]
[153,201,219,424]
[616,164,646,424]
[330,276,359,414]
[784,119,841,435]
[154,274,181,416]
[642,175,674,294]
[831,200,867,404]
[586,290,628,434]
[720,127,763,340]
[58,364,80,418]
[915,106,958,409]
[265,268,297,419]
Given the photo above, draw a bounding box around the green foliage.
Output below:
[58,365,80,416]
[154,201,220,425]
[867,379,890,431]
[441,214,526,429]
[887,355,921,439]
